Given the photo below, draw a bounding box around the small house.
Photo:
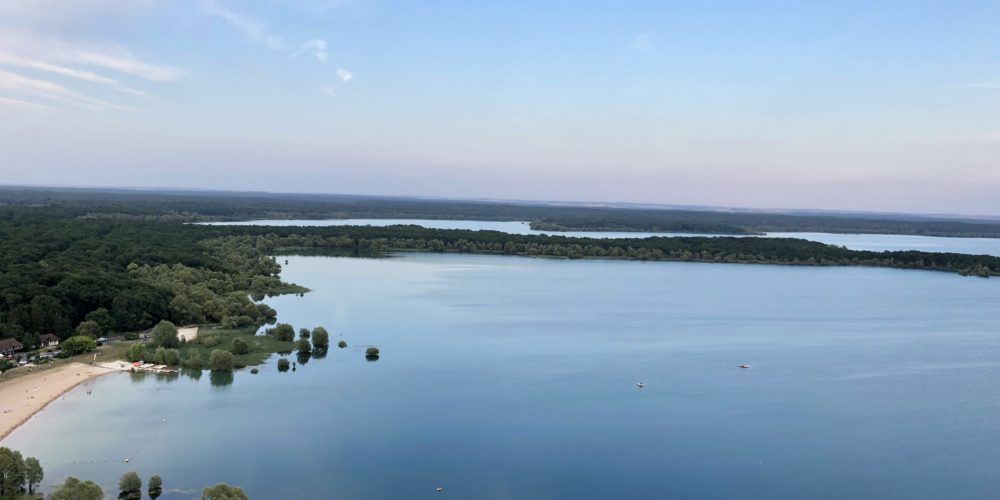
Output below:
[39,334,60,348]
[0,338,23,357]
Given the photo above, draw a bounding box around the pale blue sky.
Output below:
[1,1,998,214]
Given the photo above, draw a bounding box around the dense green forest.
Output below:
[5,186,1000,237]
[0,210,303,348]
[1,188,998,349]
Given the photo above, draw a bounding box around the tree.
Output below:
[50,477,103,500]
[163,348,181,366]
[299,327,310,339]
[184,354,205,370]
[150,319,180,349]
[202,483,248,500]
[268,323,295,342]
[296,338,311,354]
[148,474,163,499]
[311,327,329,348]
[0,447,25,498]
[119,471,142,500]
[210,349,234,371]
[23,456,42,496]
[85,307,115,332]
[61,335,97,356]
[75,320,103,338]
[30,294,67,336]
[231,337,249,355]
[127,343,147,362]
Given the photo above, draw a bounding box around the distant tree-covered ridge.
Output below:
[4,186,1000,238]
[1,196,997,350]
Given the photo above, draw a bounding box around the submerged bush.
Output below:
[311,327,329,349]
[209,349,234,372]
[337,339,347,348]
[267,323,295,342]
[296,338,311,354]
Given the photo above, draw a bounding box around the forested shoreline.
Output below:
[6,186,1000,238]
[1,190,999,351]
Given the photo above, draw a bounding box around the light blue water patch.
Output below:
[6,254,1000,499]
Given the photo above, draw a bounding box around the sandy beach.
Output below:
[0,363,117,441]
[177,326,199,342]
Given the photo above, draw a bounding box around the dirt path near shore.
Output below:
[0,363,116,441]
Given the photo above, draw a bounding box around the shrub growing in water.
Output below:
[365,347,380,361]
[119,471,142,500]
[296,338,311,354]
[268,323,295,342]
[337,339,347,348]
[209,350,234,372]
[277,358,290,372]
[299,328,310,339]
[148,475,163,500]
[184,354,204,370]
[50,477,103,500]
[311,327,329,349]
[202,483,248,500]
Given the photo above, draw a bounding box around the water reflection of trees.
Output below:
[210,370,234,387]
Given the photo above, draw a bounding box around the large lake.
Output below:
[207,219,1000,256]
[6,253,1000,499]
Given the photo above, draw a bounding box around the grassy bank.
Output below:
[177,326,294,369]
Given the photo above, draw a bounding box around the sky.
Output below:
[0,0,998,215]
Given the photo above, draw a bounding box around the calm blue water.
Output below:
[207,219,1000,256]
[6,254,1000,499]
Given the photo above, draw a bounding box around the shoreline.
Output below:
[0,363,119,442]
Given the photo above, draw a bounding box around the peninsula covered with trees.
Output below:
[6,186,1000,238]
[0,187,998,351]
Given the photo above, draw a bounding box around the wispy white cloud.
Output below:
[630,30,657,52]
[336,68,352,82]
[0,69,138,111]
[71,50,184,82]
[294,39,329,63]
[0,31,184,83]
[321,84,335,96]
[203,0,284,50]
[0,52,147,95]
[0,96,54,111]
